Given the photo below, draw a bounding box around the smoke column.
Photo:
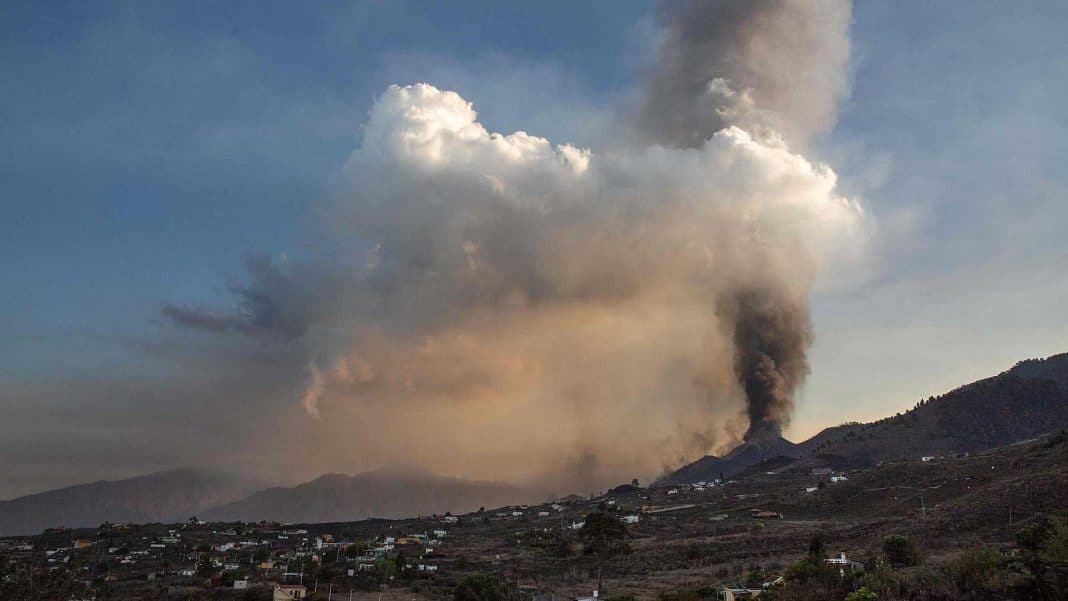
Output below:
[637,0,852,441]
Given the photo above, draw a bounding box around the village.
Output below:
[3,433,1064,601]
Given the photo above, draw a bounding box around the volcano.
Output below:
[655,435,800,486]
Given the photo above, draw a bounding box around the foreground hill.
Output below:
[0,469,258,536]
[201,468,541,523]
[662,352,1068,484]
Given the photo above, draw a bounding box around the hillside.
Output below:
[661,352,1068,484]
[0,469,259,536]
[201,468,542,523]
[803,352,1068,466]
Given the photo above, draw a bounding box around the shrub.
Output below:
[882,534,919,567]
[453,574,519,601]
[843,588,876,601]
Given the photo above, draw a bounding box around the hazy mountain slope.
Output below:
[660,352,1068,484]
[202,469,542,524]
[0,469,259,536]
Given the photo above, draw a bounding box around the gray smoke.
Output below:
[637,0,852,149]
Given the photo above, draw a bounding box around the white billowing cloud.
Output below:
[276,83,866,488]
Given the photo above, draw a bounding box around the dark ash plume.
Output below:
[720,287,813,440]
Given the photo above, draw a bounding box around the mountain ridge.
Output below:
[200,470,542,524]
[0,469,261,536]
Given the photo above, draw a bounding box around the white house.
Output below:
[825,552,865,571]
[622,515,639,524]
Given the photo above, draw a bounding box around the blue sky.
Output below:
[2,1,1067,496]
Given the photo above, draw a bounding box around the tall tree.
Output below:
[578,511,631,594]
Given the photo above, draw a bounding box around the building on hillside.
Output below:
[825,552,865,570]
[622,515,639,524]
[274,584,307,600]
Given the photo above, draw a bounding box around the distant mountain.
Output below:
[660,352,1068,485]
[201,468,541,524]
[0,469,260,536]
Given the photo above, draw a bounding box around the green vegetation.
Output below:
[882,534,920,567]
[762,514,1068,600]
[453,573,520,601]
[842,588,875,601]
